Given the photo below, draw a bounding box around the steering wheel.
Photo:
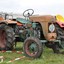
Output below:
[23,9,34,17]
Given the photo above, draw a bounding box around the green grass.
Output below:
[0,42,64,64]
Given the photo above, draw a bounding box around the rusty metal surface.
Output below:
[0,20,17,24]
[29,15,55,22]
[47,33,57,41]
[5,20,17,24]
[29,15,57,41]
[0,30,6,48]
[0,17,17,24]
[0,17,4,20]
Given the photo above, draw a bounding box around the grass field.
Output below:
[0,42,64,64]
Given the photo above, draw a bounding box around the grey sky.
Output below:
[0,0,64,15]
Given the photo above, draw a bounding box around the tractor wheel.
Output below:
[23,37,43,58]
[51,43,60,53]
[45,42,60,53]
[55,24,64,48]
[55,24,64,40]
[0,24,15,50]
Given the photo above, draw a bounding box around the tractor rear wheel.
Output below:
[23,37,43,58]
[55,24,64,48]
[0,24,15,50]
[51,43,60,53]
[45,42,60,53]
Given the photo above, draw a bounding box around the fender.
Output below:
[56,15,64,27]
[56,20,64,27]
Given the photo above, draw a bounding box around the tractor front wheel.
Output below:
[23,37,43,58]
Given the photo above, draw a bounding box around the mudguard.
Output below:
[16,18,31,24]
[56,15,64,27]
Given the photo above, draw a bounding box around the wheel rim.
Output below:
[25,40,39,57]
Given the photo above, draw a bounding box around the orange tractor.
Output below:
[0,13,16,50]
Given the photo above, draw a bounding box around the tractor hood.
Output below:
[29,15,55,22]
[16,18,31,24]
[0,20,17,24]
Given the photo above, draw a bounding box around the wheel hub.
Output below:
[26,41,38,56]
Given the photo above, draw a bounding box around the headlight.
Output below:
[49,24,55,32]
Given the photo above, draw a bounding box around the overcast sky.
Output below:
[0,0,64,15]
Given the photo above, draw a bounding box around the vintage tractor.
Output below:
[0,9,64,58]
[19,9,64,58]
[0,13,16,50]
[0,12,33,49]
[0,12,32,50]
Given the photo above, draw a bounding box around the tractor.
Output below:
[0,13,27,49]
[19,9,64,58]
[0,12,32,50]
[0,13,16,50]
